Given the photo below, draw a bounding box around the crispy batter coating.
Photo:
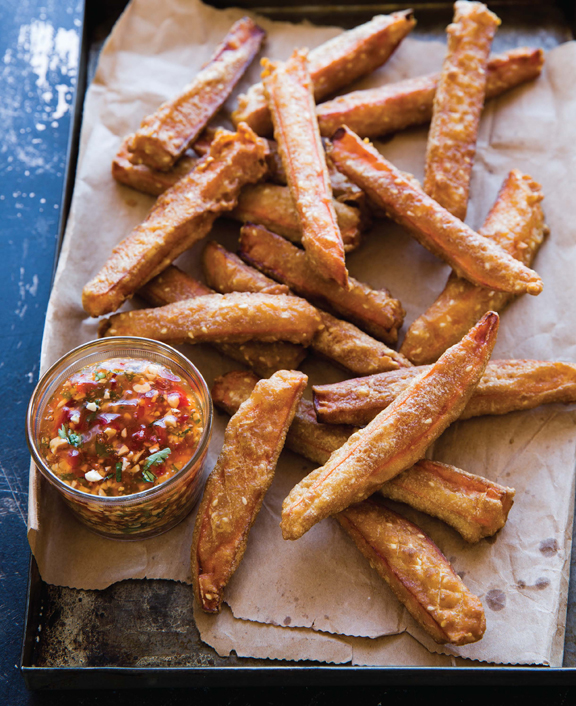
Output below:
[280,312,499,540]
[99,292,321,346]
[239,224,405,345]
[196,128,364,206]
[213,370,514,541]
[229,183,362,253]
[402,170,548,364]
[192,370,307,613]
[232,11,415,136]
[263,50,348,287]
[328,126,543,296]
[316,47,544,139]
[211,370,355,466]
[138,266,306,377]
[336,499,486,645]
[380,459,515,543]
[127,18,265,170]
[203,241,409,376]
[112,138,199,196]
[83,125,269,318]
[424,2,500,220]
[313,359,576,426]
[202,242,290,296]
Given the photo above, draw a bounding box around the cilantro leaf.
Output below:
[142,447,171,472]
[115,462,122,482]
[58,424,82,448]
[142,468,157,483]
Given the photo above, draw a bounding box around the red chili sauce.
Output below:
[38,358,204,496]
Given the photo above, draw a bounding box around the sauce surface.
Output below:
[39,357,204,496]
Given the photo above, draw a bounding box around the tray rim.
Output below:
[20,0,576,688]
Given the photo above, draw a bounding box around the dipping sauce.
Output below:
[38,358,204,497]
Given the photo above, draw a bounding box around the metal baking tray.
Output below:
[21,0,576,688]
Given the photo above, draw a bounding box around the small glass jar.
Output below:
[27,337,213,540]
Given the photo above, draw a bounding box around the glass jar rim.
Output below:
[26,336,213,506]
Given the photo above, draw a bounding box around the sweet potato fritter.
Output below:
[313,359,576,426]
[192,370,307,613]
[83,125,269,317]
[280,312,499,540]
[328,126,543,297]
[401,170,548,365]
[424,1,500,220]
[337,499,486,645]
[127,17,265,170]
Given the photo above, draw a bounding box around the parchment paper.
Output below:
[27,0,576,667]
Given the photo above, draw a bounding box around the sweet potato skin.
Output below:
[401,170,547,365]
[336,499,486,645]
[127,17,265,170]
[191,370,307,613]
[280,312,499,540]
[313,359,576,426]
[83,125,269,318]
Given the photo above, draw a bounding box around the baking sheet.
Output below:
[26,0,576,667]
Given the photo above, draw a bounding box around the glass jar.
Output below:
[27,337,213,540]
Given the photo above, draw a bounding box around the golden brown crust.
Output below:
[280,313,499,540]
[112,138,199,196]
[213,371,515,541]
[329,127,543,296]
[229,183,363,253]
[100,292,321,346]
[239,224,405,345]
[336,500,486,645]
[127,18,265,170]
[204,241,409,375]
[83,125,269,318]
[138,266,306,377]
[313,359,576,426]
[211,370,356,466]
[263,50,348,287]
[316,47,544,139]
[312,311,412,375]
[202,241,291,296]
[381,459,515,543]
[424,1,500,220]
[401,170,548,364]
[191,370,307,613]
[232,11,416,136]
